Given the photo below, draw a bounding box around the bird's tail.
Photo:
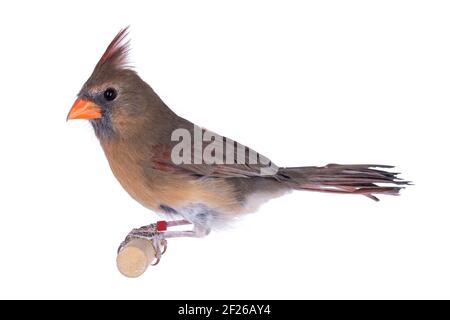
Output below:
[277,164,410,201]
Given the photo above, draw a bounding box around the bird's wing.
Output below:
[149,129,279,179]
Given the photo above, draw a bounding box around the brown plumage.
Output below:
[67,27,409,236]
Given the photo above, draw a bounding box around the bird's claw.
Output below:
[117,222,168,265]
[150,236,167,266]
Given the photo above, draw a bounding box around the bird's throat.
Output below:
[90,115,115,141]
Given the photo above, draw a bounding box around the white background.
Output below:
[0,0,449,299]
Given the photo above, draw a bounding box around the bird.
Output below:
[67,27,408,263]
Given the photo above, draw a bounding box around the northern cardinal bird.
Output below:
[67,28,408,263]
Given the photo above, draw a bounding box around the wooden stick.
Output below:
[116,238,156,278]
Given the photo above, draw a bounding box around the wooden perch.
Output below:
[116,238,156,278]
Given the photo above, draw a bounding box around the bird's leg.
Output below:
[117,219,192,265]
[163,225,210,238]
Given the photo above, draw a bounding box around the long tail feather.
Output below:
[278,163,410,201]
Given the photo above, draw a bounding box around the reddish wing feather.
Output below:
[149,143,276,178]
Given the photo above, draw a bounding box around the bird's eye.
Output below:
[103,88,117,101]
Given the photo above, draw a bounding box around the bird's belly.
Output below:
[116,173,240,229]
[108,157,242,214]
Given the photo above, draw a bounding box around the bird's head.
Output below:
[67,27,163,140]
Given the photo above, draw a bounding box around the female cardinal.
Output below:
[67,28,408,263]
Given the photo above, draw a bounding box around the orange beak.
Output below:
[66,98,102,121]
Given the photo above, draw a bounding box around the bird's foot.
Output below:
[117,220,192,265]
